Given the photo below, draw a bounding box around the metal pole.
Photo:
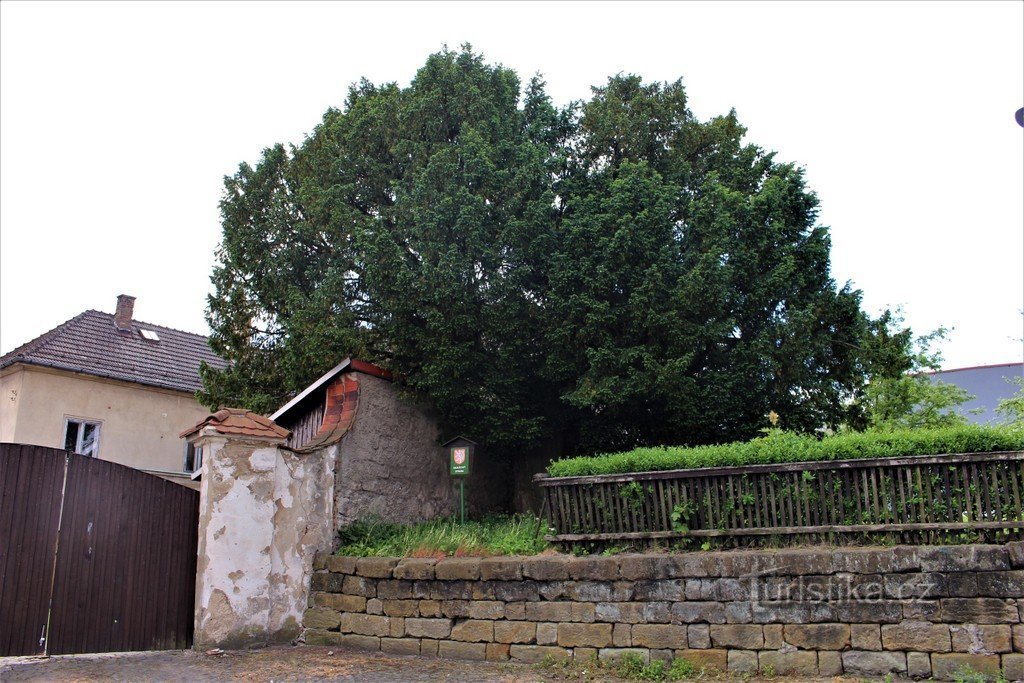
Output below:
[460,479,465,524]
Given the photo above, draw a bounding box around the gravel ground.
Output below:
[0,645,860,682]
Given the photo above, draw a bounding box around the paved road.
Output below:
[0,646,536,682]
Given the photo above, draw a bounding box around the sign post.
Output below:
[444,437,476,524]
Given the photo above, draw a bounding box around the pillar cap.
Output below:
[180,408,290,440]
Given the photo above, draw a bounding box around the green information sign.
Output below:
[450,446,470,476]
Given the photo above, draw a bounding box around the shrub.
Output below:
[335,514,548,557]
[546,425,1024,477]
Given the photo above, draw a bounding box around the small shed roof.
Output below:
[180,408,290,440]
[270,357,392,423]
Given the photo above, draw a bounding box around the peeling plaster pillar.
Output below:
[184,408,337,650]
[190,425,286,649]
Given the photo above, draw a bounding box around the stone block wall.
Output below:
[306,544,1024,680]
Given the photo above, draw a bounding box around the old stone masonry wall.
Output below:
[306,544,1024,681]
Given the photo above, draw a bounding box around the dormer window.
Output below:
[139,329,160,341]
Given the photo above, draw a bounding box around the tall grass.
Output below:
[336,514,549,557]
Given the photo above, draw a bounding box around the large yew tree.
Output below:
[200,46,898,455]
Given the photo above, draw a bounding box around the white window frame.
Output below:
[183,441,204,478]
[62,417,101,457]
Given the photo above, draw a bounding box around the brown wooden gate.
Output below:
[0,443,199,656]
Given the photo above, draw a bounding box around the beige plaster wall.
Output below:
[0,364,210,479]
[0,367,24,443]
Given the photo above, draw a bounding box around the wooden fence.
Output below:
[534,451,1024,549]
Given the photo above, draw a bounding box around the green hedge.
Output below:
[546,425,1024,478]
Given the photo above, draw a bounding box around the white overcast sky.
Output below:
[2,1,1022,370]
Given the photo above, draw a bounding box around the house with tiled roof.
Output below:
[0,295,227,487]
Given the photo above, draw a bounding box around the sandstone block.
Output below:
[522,556,570,581]
[670,601,726,624]
[633,579,686,601]
[393,558,435,580]
[942,598,1019,624]
[404,618,452,639]
[978,571,1024,598]
[479,557,522,581]
[833,600,902,623]
[922,546,1009,573]
[632,624,686,649]
[339,613,390,637]
[673,649,727,671]
[725,602,752,624]
[525,602,573,622]
[304,629,343,646]
[1003,653,1024,681]
[710,624,763,649]
[557,623,612,648]
[313,552,329,571]
[451,619,494,643]
[303,607,341,630]
[314,593,366,613]
[784,623,850,650]
[434,558,480,581]
[832,546,921,574]
[763,624,784,649]
[727,650,757,674]
[340,634,380,651]
[310,572,344,592]
[758,650,817,676]
[944,572,980,597]
[818,650,843,676]
[537,622,558,645]
[440,600,470,618]
[467,601,504,620]
[505,602,526,620]
[649,648,672,663]
[418,600,441,618]
[327,555,356,574]
[906,651,931,679]
[751,600,837,623]
[841,650,907,676]
[494,621,536,644]
[687,624,710,649]
[881,621,951,652]
[931,653,1001,680]
[355,557,398,579]
[382,600,418,618]
[389,617,404,638]
[380,637,419,656]
[613,623,631,647]
[904,599,942,621]
[950,624,1012,653]
[851,623,882,651]
[572,602,596,623]
[509,645,571,663]
[342,575,376,597]
[420,639,439,657]
[597,648,649,664]
[567,581,616,602]
[568,556,618,581]
[430,580,474,601]
[490,581,539,602]
[411,581,432,599]
[376,580,413,600]
[365,598,383,615]
[438,640,487,661]
[1013,624,1024,652]
[486,642,510,661]
[619,555,673,581]
[595,602,649,624]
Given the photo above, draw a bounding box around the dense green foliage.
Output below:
[546,425,1024,477]
[201,45,934,456]
[335,514,548,557]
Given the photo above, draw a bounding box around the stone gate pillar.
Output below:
[182,409,297,649]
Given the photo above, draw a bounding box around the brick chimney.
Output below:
[114,294,136,332]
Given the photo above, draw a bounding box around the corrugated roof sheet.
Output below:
[0,309,228,393]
